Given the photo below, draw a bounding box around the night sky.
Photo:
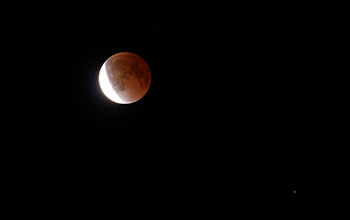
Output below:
[4,5,297,216]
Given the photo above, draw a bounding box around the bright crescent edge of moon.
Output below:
[99,62,129,104]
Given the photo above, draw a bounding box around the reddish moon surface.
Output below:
[99,52,151,104]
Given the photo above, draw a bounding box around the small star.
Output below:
[293,190,296,194]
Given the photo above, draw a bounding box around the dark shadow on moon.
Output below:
[108,54,150,92]
[104,52,151,103]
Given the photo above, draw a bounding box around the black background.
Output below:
[3,3,298,216]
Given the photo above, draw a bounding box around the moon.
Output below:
[99,52,151,104]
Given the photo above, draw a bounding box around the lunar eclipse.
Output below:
[99,52,151,104]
